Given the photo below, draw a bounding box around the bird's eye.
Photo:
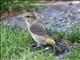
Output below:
[25,16,30,18]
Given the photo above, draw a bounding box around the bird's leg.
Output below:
[37,43,41,48]
[31,43,37,47]
[35,43,42,50]
[53,45,56,55]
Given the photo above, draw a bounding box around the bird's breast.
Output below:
[28,28,43,43]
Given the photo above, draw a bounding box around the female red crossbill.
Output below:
[22,12,70,55]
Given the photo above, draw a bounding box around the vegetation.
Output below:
[1,24,80,60]
[1,0,80,60]
[1,0,47,13]
[66,24,80,43]
[50,24,80,43]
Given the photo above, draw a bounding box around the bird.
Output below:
[22,12,56,47]
[22,12,70,55]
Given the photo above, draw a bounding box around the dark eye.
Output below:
[25,16,30,18]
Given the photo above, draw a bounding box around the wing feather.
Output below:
[30,22,48,36]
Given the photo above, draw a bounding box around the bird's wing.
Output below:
[30,22,48,36]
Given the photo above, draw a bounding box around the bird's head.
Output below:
[22,12,36,26]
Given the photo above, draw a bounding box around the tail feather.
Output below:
[44,35,56,45]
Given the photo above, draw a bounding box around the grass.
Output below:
[1,0,47,13]
[50,24,80,43]
[0,24,54,60]
[66,24,80,43]
[0,24,80,60]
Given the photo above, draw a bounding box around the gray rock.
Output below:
[0,1,80,32]
[35,1,80,32]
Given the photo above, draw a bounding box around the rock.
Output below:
[34,1,80,32]
[0,1,80,32]
[0,16,27,29]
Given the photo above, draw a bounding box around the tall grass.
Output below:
[1,0,47,13]
[0,24,54,60]
[65,24,80,43]
[1,25,33,60]
[0,24,80,60]
[51,24,80,43]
